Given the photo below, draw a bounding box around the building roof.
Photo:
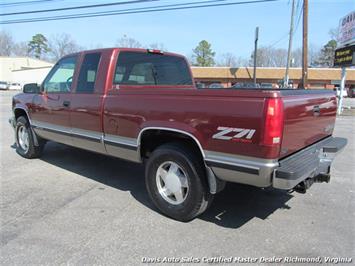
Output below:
[0,56,53,70]
[191,67,355,81]
[12,66,54,72]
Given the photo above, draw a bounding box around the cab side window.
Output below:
[43,56,77,93]
[76,53,101,93]
[113,52,193,86]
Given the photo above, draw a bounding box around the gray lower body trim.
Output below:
[31,121,139,161]
[104,134,139,162]
[32,122,73,146]
[204,151,278,187]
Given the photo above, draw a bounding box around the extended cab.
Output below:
[10,48,347,221]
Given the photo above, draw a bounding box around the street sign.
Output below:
[338,11,355,47]
[334,44,355,67]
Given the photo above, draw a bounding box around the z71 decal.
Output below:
[212,126,256,143]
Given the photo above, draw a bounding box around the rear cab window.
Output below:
[113,51,193,87]
[76,52,101,93]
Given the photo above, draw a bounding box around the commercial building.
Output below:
[0,57,54,88]
[191,67,355,88]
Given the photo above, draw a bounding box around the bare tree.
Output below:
[185,53,195,66]
[0,30,15,56]
[13,41,29,56]
[148,42,167,51]
[49,33,82,61]
[308,44,321,67]
[217,53,237,67]
[250,46,288,67]
[116,35,142,48]
[329,27,339,41]
[291,47,302,67]
[217,53,248,67]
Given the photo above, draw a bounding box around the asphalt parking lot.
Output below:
[1,91,354,265]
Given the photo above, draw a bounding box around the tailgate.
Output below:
[280,90,337,158]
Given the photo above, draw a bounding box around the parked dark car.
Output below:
[232,82,260,88]
[260,83,273,88]
[195,82,206,89]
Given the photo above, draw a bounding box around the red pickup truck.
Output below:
[10,48,347,221]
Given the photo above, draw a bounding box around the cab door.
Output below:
[31,56,78,146]
[69,52,106,153]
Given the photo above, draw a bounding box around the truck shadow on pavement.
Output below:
[22,142,293,229]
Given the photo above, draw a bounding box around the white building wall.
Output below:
[12,67,53,86]
[0,57,53,83]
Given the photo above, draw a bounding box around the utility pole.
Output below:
[302,0,308,88]
[253,26,259,85]
[284,0,296,88]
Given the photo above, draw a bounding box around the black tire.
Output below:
[145,143,213,221]
[15,116,45,159]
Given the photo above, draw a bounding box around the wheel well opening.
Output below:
[140,130,204,161]
[14,108,28,121]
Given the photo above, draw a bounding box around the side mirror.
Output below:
[23,83,40,94]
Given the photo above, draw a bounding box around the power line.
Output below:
[0,0,280,25]
[268,33,289,48]
[0,0,228,20]
[267,0,302,49]
[0,0,60,7]
[0,0,227,22]
[0,0,160,16]
[293,0,303,34]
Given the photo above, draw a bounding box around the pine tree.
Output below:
[315,40,337,67]
[192,40,215,66]
[28,34,50,59]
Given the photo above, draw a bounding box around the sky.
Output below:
[1,0,354,59]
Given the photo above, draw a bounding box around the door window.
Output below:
[43,56,77,93]
[76,53,101,93]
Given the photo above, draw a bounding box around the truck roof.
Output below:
[64,47,185,59]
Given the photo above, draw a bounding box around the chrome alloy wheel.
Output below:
[18,125,30,153]
[156,161,189,205]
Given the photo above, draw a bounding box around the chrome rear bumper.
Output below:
[204,136,347,191]
[273,137,347,190]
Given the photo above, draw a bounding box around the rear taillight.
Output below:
[262,98,284,146]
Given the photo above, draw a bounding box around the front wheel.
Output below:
[145,143,213,221]
[15,116,45,158]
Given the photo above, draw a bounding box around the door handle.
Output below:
[313,105,320,116]
[63,100,71,107]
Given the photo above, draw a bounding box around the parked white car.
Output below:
[0,81,9,90]
[9,83,22,90]
[209,83,224,89]
[334,87,348,98]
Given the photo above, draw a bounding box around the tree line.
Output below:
[192,38,337,68]
[0,30,337,68]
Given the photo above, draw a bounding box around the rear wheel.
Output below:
[15,116,45,158]
[145,143,213,221]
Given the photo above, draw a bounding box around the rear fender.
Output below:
[137,122,224,194]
